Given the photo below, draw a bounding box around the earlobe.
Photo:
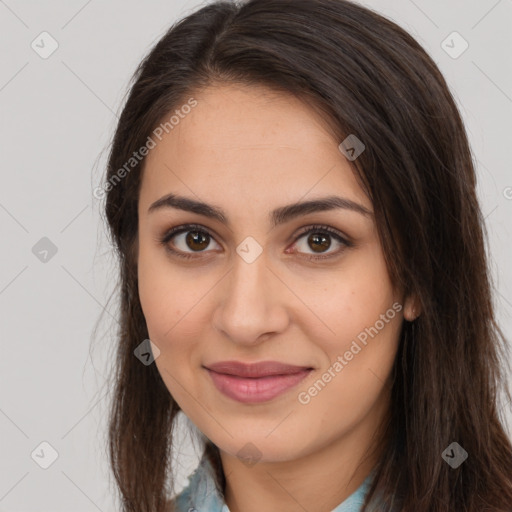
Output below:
[403,294,421,322]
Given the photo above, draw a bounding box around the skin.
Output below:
[137,83,419,512]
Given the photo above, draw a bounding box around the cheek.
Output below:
[137,253,206,403]
[297,263,402,437]
[298,241,399,355]
[137,246,215,359]
[137,245,187,345]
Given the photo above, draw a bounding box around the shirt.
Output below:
[172,454,377,512]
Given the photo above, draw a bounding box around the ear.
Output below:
[403,293,421,322]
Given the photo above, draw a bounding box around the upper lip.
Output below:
[204,361,313,378]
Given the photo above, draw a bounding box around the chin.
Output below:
[212,431,309,465]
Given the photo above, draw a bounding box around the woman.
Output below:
[101,0,512,510]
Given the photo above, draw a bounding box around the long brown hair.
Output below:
[99,0,512,510]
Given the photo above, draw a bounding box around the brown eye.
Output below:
[159,224,221,259]
[290,224,352,260]
[185,231,210,251]
[307,232,332,253]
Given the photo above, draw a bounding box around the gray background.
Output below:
[1,0,511,510]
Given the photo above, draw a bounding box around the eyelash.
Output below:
[158,223,353,261]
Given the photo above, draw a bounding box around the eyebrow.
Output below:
[147,193,373,229]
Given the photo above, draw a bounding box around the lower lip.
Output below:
[206,368,312,403]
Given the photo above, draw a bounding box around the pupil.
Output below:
[186,231,209,251]
[309,233,330,253]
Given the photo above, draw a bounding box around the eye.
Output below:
[158,223,352,261]
[158,223,221,260]
[289,224,352,260]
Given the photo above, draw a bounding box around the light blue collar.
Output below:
[173,454,376,512]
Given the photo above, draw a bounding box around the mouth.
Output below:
[203,360,314,403]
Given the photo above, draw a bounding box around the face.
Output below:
[137,83,410,464]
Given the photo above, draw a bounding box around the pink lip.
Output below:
[204,361,313,403]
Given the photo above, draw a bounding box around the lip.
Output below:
[204,361,313,403]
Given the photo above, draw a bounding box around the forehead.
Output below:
[139,83,370,213]
[174,83,338,146]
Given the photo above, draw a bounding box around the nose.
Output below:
[212,249,290,347]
